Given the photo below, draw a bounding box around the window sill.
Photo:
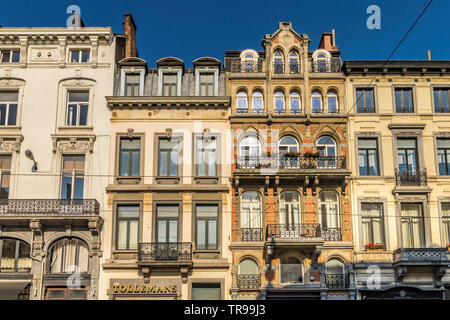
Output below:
[112,250,138,261]
[116,176,142,185]
[58,126,94,131]
[194,177,219,184]
[193,249,220,259]
[156,177,180,185]
[0,126,21,130]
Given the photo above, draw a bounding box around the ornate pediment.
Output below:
[51,134,96,153]
[0,135,24,153]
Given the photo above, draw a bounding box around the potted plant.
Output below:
[446,244,450,251]
[364,242,385,251]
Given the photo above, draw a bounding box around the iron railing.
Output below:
[241,228,264,241]
[321,228,342,241]
[311,58,342,73]
[325,274,349,289]
[394,168,427,186]
[229,59,264,73]
[237,274,261,289]
[393,248,449,264]
[0,199,100,216]
[266,223,321,239]
[236,156,346,170]
[138,242,192,262]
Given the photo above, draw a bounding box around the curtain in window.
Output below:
[361,203,384,245]
[280,257,302,283]
[401,203,424,248]
[319,191,339,228]
[279,191,300,225]
[240,192,262,229]
[49,238,89,273]
[442,203,450,244]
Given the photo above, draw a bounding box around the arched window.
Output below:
[273,51,284,74]
[47,238,89,273]
[239,258,259,275]
[252,90,264,114]
[241,191,262,229]
[289,91,301,114]
[237,91,248,113]
[319,191,340,229]
[316,136,336,157]
[240,134,261,158]
[279,136,299,155]
[325,258,347,288]
[280,256,303,284]
[327,90,338,114]
[274,91,285,114]
[280,191,301,225]
[241,51,258,72]
[311,91,322,113]
[289,51,300,74]
[0,238,31,273]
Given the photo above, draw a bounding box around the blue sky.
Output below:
[1,0,448,67]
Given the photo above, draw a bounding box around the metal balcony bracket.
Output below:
[433,266,447,288]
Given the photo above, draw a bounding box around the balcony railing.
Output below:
[311,58,342,73]
[393,248,449,265]
[241,228,264,241]
[267,224,321,239]
[321,228,342,241]
[325,274,349,289]
[273,63,284,74]
[237,274,261,290]
[394,168,427,186]
[0,199,100,216]
[236,156,346,171]
[229,59,264,73]
[138,242,192,262]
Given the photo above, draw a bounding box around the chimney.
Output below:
[123,14,138,58]
[332,29,336,47]
[318,32,338,51]
[427,49,431,61]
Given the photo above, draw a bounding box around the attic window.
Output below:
[70,49,90,63]
[1,50,20,63]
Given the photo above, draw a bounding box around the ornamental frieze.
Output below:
[51,135,96,153]
[0,135,24,153]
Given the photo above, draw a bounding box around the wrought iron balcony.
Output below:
[325,274,349,289]
[0,199,100,216]
[273,63,284,74]
[393,248,449,266]
[321,228,342,241]
[311,58,342,73]
[229,59,263,73]
[394,168,427,186]
[236,156,346,171]
[237,274,261,290]
[266,224,321,239]
[138,242,192,262]
[241,228,264,241]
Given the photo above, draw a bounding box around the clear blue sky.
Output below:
[1,0,448,67]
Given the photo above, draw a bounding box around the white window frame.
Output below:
[120,68,145,96]
[195,67,219,96]
[158,68,182,96]
[68,48,91,63]
[0,49,20,63]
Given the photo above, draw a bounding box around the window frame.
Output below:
[438,200,450,246]
[355,87,376,114]
[240,191,263,229]
[236,91,248,113]
[360,202,385,248]
[0,49,20,63]
[194,133,220,178]
[65,90,90,127]
[154,203,181,243]
[0,238,31,273]
[69,49,91,63]
[118,137,141,177]
[393,86,415,114]
[115,204,141,251]
[289,91,301,114]
[251,90,264,114]
[274,91,285,114]
[158,69,182,96]
[157,136,180,178]
[432,86,450,113]
[311,91,323,114]
[399,202,426,248]
[357,137,380,176]
[326,91,339,114]
[0,90,19,126]
[436,138,450,176]
[194,203,220,251]
[60,154,85,200]
[318,191,340,229]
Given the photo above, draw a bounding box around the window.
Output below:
[195,204,218,250]
[280,257,302,284]
[437,138,450,175]
[158,137,179,177]
[70,49,90,63]
[358,138,380,176]
[239,135,260,159]
[279,136,299,156]
[397,138,418,173]
[196,136,216,177]
[311,91,322,113]
[0,155,11,199]
[252,90,263,114]
[0,50,20,63]
[48,238,89,273]
[125,74,140,96]
[119,138,140,177]
[325,258,345,275]
[199,73,214,96]
[361,203,385,246]
[289,91,301,114]
[162,73,178,96]
[240,191,262,229]
[325,259,346,288]
[116,205,139,250]
[319,191,339,229]
[400,203,425,248]
[441,203,450,246]
[237,91,248,113]
[274,91,285,113]
[395,88,414,113]
[279,191,300,225]
[66,91,89,126]
[239,258,258,275]
[289,51,300,74]
[242,54,256,72]
[156,205,179,243]
[192,283,221,300]
[0,238,31,273]
[316,54,328,72]
[433,88,450,113]
[46,288,87,300]
[356,88,375,113]
[317,136,337,168]
[327,91,338,114]
[61,155,85,200]
[273,51,283,74]
[0,91,18,126]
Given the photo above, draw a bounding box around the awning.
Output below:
[0,281,30,300]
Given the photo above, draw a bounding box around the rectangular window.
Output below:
[195,204,218,250]
[441,203,450,245]
[400,203,425,248]
[361,203,385,246]
[358,138,380,176]
[397,138,418,173]
[116,205,139,250]
[61,155,85,200]
[0,155,11,199]
[46,288,87,300]
[395,88,414,113]
[199,73,214,96]
[0,91,18,126]
[0,50,20,63]
[158,137,179,177]
[192,283,221,300]
[119,138,140,177]
[66,91,89,126]
[196,136,217,177]
[437,138,450,175]
[356,88,375,113]
[156,205,179,243]
[311,95,322,113]
[70,49,90,63]
[162,74,178,96]
[125,74,140,96]
[433,88,450,113]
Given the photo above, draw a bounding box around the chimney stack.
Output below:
[427,49,431,61]
[123,14,138,58]
[332,29,336,47]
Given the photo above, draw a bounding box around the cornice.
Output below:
[106,96,231,109]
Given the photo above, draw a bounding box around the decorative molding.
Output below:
[0,135,24,153]
[0,78,26,87]
[51,134,96,153]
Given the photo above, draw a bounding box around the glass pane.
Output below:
[0,91,19,102]
[200,74,214,83]
[73,176,84,199]
[196,205,218,218]
[120,152,130,176]
[196,220,206,249]
[358,150,368,176]
[12,51,20,63]
[239,259,258,274]
[208,220,217,249]
[157,221,167,243]
[0,104,5,125]
[18,241,30,259]
[192,284,221,300]
[0,154,11,170]
[169,151,178,176]
[60,174,72,199]
[397,139,416,149]
[328,96,337,112]
[1,51,10,63]
[159,151,168,176]
[128,220,138,250]
[0,172,10,199]
[121,138,140,150]
[126,74,140,84]
[79,104,88,125]
[67,104,77,126]
[68,290,87,300]
[359,138,377,149]
[164,74,177,84]
[117,220,128,250]
[365,90,374,111]
[168,221,178,242]
[157,205,179,218]
[81,51,90,63]
[395,90,402,110]
[437,139,450,149]
[48,290,66,299]
[131,151,140,176]
[69,91,89,102]
[118,206,139,219]
[71,50,80,62]
[6,104,16,125]
[1,239,16,258]
[281,257,302,283]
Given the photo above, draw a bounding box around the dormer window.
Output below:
[199,73,214,96]
[312,50,332,73]
[1,50,20,63]
[162,73,178,96]
[70,49,90,63]
[125,74,140,96]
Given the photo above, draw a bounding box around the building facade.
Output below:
[0,23,119,299]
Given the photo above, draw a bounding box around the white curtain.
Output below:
[49,238,89,273]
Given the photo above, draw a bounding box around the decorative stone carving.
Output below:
[30,48,58,61]
[0,135,24,153]
[0,78,25,87]
[126,128,134,138]
[52,135,96,153]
